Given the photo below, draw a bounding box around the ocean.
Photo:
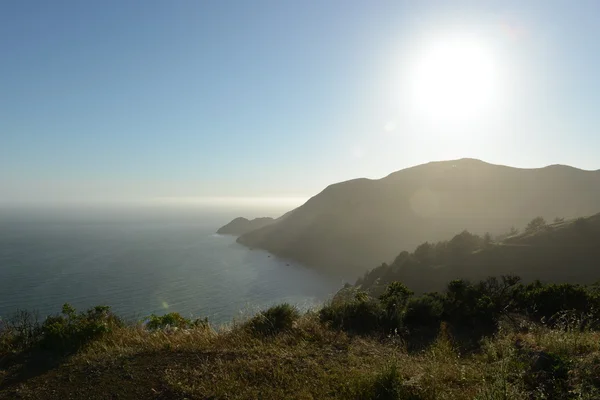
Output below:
[0,205,341,325]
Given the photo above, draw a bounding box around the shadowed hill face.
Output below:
[357,212,600,295]
[237,159,600,279]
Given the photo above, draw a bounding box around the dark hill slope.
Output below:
[357,212,600,295]
[238,159,600,278]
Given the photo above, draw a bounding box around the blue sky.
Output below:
[1,1,599,204]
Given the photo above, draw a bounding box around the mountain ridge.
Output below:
[237,159,600,278]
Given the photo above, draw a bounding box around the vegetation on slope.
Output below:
[356,213,600,295]
[2,274,600,399]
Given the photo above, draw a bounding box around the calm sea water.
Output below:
[0,205,341,324]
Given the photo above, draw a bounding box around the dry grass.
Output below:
[2,312,600,399]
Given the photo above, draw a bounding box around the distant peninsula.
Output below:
[217,217,275,236]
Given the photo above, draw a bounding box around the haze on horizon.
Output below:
[2,1,600,206]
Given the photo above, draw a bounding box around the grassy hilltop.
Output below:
[2,275,600,399]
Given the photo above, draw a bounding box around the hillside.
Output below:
[216,217,275,235]
[3,275,600,399]
[356,212,600,296]
[238,159,600,278]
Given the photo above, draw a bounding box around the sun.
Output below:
[408,36,498,123]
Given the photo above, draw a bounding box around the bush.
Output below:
[146,312,207,330]
[404,294,444,328]
[247,303,300,336]
[320,293,384,335]
[440,276,523,336]
[380,282,413,311]
[379,282,413,331]
[40,304,122,353]
[522,283,592,320]
[442,279,488,329]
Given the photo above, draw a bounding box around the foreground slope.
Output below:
[238,159,600,278]
[3,278,600,399]
[4,320,600,399]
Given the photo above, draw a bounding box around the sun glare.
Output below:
[408,36,498,123]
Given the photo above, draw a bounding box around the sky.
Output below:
[1,0,599,206]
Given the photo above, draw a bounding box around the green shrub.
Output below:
[247,303,300,336]
[320,293,384,334]
[379,282,413,332]
[380,282,413,311]
[442,279,489,329]
[404,294,444,328]
[145,312,207,330]
[40,304,122,353]
[441,276,523,335]
[522,282,592,321]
